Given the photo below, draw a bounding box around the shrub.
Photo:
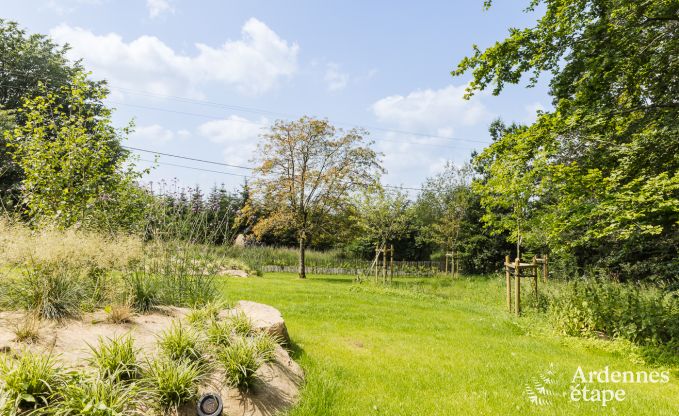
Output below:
[157,322,206,364]
[217,337,263,389]
[143,358,205,411]
[11,314,42,343]
[87,335,140,382]
[125,271,159,313]
[0,351,64,410]
[4,263,83,320]
[548,279,679,346]
[49,374,144,416]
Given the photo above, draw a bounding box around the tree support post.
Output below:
[505,255,511,312]
[514,257,521,315]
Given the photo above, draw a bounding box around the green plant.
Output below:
[0,351,64,410]
[205,320,234,348]
[48,373,143,416]
[217,337,263,389]
[5,262,83,320]
[157,322,206,364]
[252,332,281,363]
[11,314,42,343]
[125,271,159,313]
[87,335,140,382]
[229,311,254,337]
[143,358,205,411]
[186,300,227,328]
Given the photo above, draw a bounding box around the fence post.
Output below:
[543,254,549,283]
[532,256,538,306]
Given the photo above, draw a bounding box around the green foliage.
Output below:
[216,337,263,389]
[157,322,206,364]
[229,311,255,337]
[3,262,83,320]
[142,357,205,411]
[3,71,146,230]
[454,1,679,280]
[124,271,159,313]
[548,279,679,347]
[0,351,64,410]
[48,374,143,416]
[87,336,140,382]
[185,300,227,329]
[252,332,281,363]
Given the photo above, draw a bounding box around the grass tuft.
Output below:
[11,314,42,343]
[0,351,64,410]
[87,335,140,382]
[157,321,206,364]
[217,337,263,390]
[142,357,206,411]
[49,373,144,416]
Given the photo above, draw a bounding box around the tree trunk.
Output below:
[298,236,306,279]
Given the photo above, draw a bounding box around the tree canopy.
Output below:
[455,0,679,281]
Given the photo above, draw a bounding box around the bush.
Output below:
[3,263,83,320]
[0,351,64,410]
[157,322,206,364]
[49,374,144,416]
[217,337,263,389]
[87,336,140,382]
[143,358,205,411]
[548,279,679,347]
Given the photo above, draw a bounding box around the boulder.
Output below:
[230,301,290,344]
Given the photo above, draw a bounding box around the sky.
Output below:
[2,0,551,197]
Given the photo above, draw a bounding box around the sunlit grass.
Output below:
[221,273,679,416]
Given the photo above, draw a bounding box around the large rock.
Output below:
[232,301,290,344]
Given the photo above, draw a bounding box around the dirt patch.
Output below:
[0,303,303,416]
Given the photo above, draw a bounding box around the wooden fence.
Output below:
[262,260,445,277]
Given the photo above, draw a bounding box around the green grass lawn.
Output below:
[221,273,679,416]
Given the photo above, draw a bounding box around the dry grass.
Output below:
[105,303,134,324]
[0,219,143,273]
[11,314,42,343]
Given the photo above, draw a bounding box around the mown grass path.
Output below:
[221,273,679,416]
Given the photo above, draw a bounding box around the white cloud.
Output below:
[324,63,349,91]
[371,84,490,135]
[129,124,175,144]
[197,115,268,166]
[369,84,494,191]
[49,18,299,97]
[146,0,173,18]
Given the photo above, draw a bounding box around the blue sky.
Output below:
[3,0,551,196]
